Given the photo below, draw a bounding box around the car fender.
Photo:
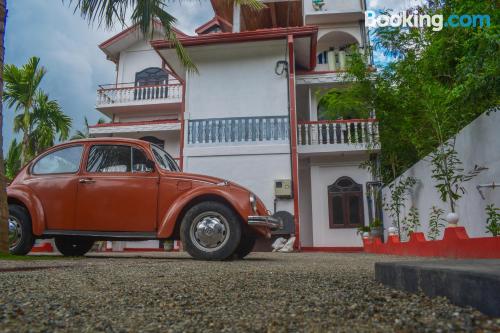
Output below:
[7,185,46,236]
[157,186,249,239]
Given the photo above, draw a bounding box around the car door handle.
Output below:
[79,178,96,184]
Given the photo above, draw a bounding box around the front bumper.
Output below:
[248,215,283,231]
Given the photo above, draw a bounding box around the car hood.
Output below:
[165,172,228,185]
[164,172,252,192]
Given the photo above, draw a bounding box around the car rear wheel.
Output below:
[55,237,94,257]
[234,235,257,259]
[180,201,241,260]
[8,204,35,256]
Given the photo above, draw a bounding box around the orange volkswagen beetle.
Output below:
[7,138,282,260]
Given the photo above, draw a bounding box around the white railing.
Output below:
[188,116,290,145]
[297,120,378,146]
[97,81,183,107]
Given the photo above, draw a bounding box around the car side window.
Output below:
[87,145,132,173]
[132,148,153,173]
[32,145,84,175]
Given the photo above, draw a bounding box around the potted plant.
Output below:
[369,219,384,239]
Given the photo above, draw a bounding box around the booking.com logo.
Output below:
[365,10,491,31]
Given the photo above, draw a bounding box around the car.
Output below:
[7,138,282,260]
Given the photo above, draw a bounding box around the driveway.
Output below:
[0,252,498,332]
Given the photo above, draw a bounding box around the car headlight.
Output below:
[249,193,258,214]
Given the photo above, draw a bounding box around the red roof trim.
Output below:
[99,20,188,50]
[151,26,318,49]
[89,119,180,129]
[195,16,232,35]
[195,17,220,35]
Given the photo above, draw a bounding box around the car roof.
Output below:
[64,137,150,145]
[54,137,153,150]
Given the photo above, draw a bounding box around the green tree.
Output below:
[3,57,46,164]
[12,91,72,156]
[71,116,107,140]
[318,0,498,183]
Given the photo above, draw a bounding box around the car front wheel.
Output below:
[234,235,257,259]
[180,201,241,260]
[8,204,35,256]
[55,237,94,256]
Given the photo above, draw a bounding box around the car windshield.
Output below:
[151,145,180,172]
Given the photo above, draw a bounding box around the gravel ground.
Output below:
[0,252,499,333]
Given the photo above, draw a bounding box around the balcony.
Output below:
[96,81,183,115]
[297,119,379,155]
[188,116,290,146]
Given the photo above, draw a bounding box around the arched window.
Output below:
[328,177,364,228]
[134,68,169,100]
[135,67,169,87]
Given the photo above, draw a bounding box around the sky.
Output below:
[2,0,419,153]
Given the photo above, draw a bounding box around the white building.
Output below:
[90,0,379,251]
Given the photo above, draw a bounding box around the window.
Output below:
[151,145,179,172]
[328,177,364,228]
[135,67,169,87]
[132,148,154,173]
[87,145,154,173]
[32,145,83,175]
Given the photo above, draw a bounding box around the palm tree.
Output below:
[67,0,264,71]
[14,91,72,156]
[71,116,107,140]
[5,139,21,180]
[3,57,46,164]
[0,0,9,254]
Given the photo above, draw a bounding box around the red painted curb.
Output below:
[30,243,54,253]
[363,227,500,259]
[301,247,363,253]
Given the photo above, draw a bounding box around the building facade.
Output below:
[90,0,379,251]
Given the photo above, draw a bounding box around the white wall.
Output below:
[185,40,289,120]
[382,111,500,239]
[118,38,164,84]
[182,40,293,214]
[308,154,372,247]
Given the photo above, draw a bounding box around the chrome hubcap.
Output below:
[8,216,23,250]
[190,212,229,252]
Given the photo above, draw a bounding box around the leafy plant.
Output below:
[384,177,417,237]
[356,226,371,236]
[430,142,486,213]
[401,206,420,238]
[4,139,22,180]
[369,218,382,229]
[485,204,500,237]
[428,206,446,240]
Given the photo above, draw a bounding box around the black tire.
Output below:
[180,201,241,260]
[234,235,257,259]
[55,237,94,257]
[8,204,35,256]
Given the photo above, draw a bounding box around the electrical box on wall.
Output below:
[275,179,293,199]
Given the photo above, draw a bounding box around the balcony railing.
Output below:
[97,81,183,107]
[188,116,290,145]
[297,119,378,147]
